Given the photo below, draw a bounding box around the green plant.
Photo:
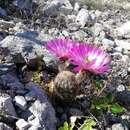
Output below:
[58,117,96,130]
[91,94,124,114]
[79,118,96,130]
[58,121,71,130]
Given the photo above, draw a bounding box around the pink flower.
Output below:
[69,44,111,74]
[46,38,74,60]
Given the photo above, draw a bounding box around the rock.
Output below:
[0,94,17,117]
[16,119,31,130]
[116,91,130,109]
[114,46,123,53]
[67,23,80,31]
[115,39,130,51]
[104,112,121,126]
[89,11,96,23]
[25,91,36,101]
[0,63,15,75]
[74,2,80,11]
[95,10,102,18]
[14,96,27,110]
[0,20,15,30]
[121,114,130,120]
[61,30,70,37]
[102,38,115,49]
[28,117,42,129]
[42,48,58,70]
[13,0,33,13]
[76,8,90,27]
[128,67,130,73]
[28,126,41,130]
[12,22,28,33]
[0,35,44,64]
[111,123,128,130]
[0,7,7,16]
[91,23,104,37]
[26,82,57,130]
[38,30,55,42]
[116,85,125,92]
[79,0,130,11]
[0,73,24,90]
[20,109,33,121]
[71,30,88,41]
[115,21,130,38]
[121,55,130,64]
[69,108,83,116]
[0,122,13,130]
[43,0,73,16]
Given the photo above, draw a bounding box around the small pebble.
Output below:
[16,119,31,130]
[14,96,27,110]
[116,85,125,92]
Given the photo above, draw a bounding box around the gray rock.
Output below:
[114,46,123,53]
[89,12,96,23]
[116,85,125,92]
[13,22,28,33]
[14,96,27,110]
[42,48,58,70]
[0,35,44,63]
[67,23,80,31]
[76,8,90,27]
[69,108,83,116]
[20,109,33,121]
[102,38,115,49]
[0,122,13,130]
[26,82,56,130]
[115,21,130,38]
[115,39,130,51]
[121,114,130,120]
[95,10,102,18]
[74,2,80,11]
[79,0,130,10]
[71,30,88,41]
[0,73,24,89]
[91,23,104,37]
[0,20,15,30]
[0,94,17,117]
[16,119,31,130]
[38,31,55,42]
[111,123,128,130]
[13,0,33,13]
[128,67,130,72]
[116,91,130,109]
[25,91,36,101]
[0,7,7,16]
[121,55,130,64]
[61,30,70,37]
[43,0,73,16]
[28,126,41,130]
[0,63,15,75]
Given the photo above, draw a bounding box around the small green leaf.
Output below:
[110,103,124,114]
[79,119,96,130]
[92,98,108,110]
[58,121,69,130]
[93,80,102,89]
[105,93,113,103]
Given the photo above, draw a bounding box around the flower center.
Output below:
[85,57,92,62]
